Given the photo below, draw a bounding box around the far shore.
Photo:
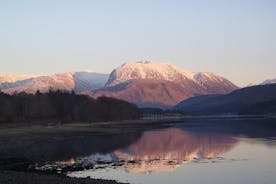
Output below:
[1,113,275,127]
[0,114,275,136]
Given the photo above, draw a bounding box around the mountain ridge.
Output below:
[0,61,239,107]
[0,72,109,94]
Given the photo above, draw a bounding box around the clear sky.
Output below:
[0,0,275,86]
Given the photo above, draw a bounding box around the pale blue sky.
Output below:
[0,0,275,86]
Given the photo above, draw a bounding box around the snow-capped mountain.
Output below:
[2,72,75,94]
[85,61,238,107]
[106,61,236,93]
[261,78,276,85]
[0,72,109,94]
[0,74,38,84]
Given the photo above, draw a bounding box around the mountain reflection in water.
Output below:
[59,128,236,174]
[115,128,236,173]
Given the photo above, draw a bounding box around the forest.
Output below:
[0,90,140,123]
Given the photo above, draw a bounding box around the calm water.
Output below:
[2,117,276,184]
[65,118,276,184]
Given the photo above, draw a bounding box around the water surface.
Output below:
[65,118,276,184]
[2,117,276,184]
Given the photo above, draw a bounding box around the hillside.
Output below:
[174,84,276,115]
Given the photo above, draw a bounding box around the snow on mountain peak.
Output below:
[0,71,109,94]
[0,74,39,84]
[261,78,276,85]
[106,61,196,87]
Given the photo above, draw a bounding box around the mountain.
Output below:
[1,72,75,94]
[0,72,109,94]
[85,61,238,108]
[174,83,276,115]
[261,78,276,85]
[0,74,38,84]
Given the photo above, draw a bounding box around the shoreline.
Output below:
[1,113,274,128]
[0,170,128,184]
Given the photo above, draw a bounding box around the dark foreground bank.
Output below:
[0,170,127,184]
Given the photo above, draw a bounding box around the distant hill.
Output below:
[174,84,276,115]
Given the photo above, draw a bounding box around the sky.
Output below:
[0,0,275,87]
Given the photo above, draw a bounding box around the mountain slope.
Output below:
[86,61,238,107]
[174,83,276,115]
[73,72,109,93]
[84,79,206,108]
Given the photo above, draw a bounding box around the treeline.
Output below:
[0,90,140,123]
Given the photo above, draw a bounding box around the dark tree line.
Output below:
[0,90,140,123]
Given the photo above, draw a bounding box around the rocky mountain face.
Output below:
[85,61,238,107]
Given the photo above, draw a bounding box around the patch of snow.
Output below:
[261,78,276,85]
[0,74,38,84]
[0,71,109,94]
